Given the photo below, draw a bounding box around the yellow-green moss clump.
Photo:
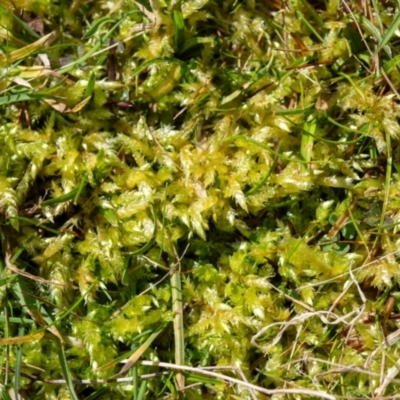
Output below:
[1,0,400,398]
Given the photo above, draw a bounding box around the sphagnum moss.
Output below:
[1,0,400,399]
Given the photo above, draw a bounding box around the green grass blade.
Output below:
[99,208,118,227]
[41,187,80,207]
[220,89,242,105]
[376,12,400,53]
[11,217,60,235]
[264,198,300,209]
[124,204,158,256]
[246,143,281,195]
[325,115,361,133]
[10,235,36,264]
[0,93,46,106]
[133,364,139,400]
[296,9,325,43]
[1,390,12,400]
[131,57,181,79]
[0,5,40,40]
[337,72,365,99]
[370,0,384,32]
[234,136,309,164]
[83,388,107,400]
[53,282,96,326]
[59,11,141,74]
[57,42,102,74]
[383,53,400,72]
[14,321,26,400]
[57,340,79,400]
[0,275,17,287]
[73,175,87,204]
[82,16,116,39]
[300,0,325,31]
[138,379,148,400]
[86,10,142,42]
[186,373,220,385]
[172,8,185,52]
[85,72,96,97]
[357,14,392,56]
[0,316,35,324]
[2,306,10,391]
[12,279,95,337]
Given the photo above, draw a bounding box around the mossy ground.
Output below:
[1,0,400,399]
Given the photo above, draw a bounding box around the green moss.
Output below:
[2,0,400,398]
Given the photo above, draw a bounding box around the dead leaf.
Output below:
[44,99,68,113]
[44,96,91,113]
[16,66,64,80]
[0,31,58,64]
[0,331,44,345]
[70,96,91,112]
[28,309,65,343]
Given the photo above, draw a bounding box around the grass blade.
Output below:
[172,8,185,52]
[0,5,40,40]
[83,388,107,400]
[41,187,80,207]
[300,0,325,31]
[376,12,400,53]
[357,14,392,56]
[1,391,12,400]
[124,204,158,256]
[0,31,57,64]
[301,116,317,167]
[57,340,79,400]
[0,275,17,287]
[0,93,47,106]
[95,331,153,372]
[14,322,26,400]
[57,42,102,74]
[58,11,140,74]
[296,9,325,43]
[73,175,87,204]
[383,53,400,72]
[11,217,60,235]
[0,316,34,324]
[10,235,36,264]
[131,57,181,79]
[228,136,309,164]
[337,72,365,99]
[246,143,281,195]
[138,379,148,400]
[133,364,139,400]
[85,72,96,97]
[171,266,185,397]
[0,331,44,345]
[82,16,115,39]
[119,325,167,375]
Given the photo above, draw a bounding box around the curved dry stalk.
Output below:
[138,360,336,400]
